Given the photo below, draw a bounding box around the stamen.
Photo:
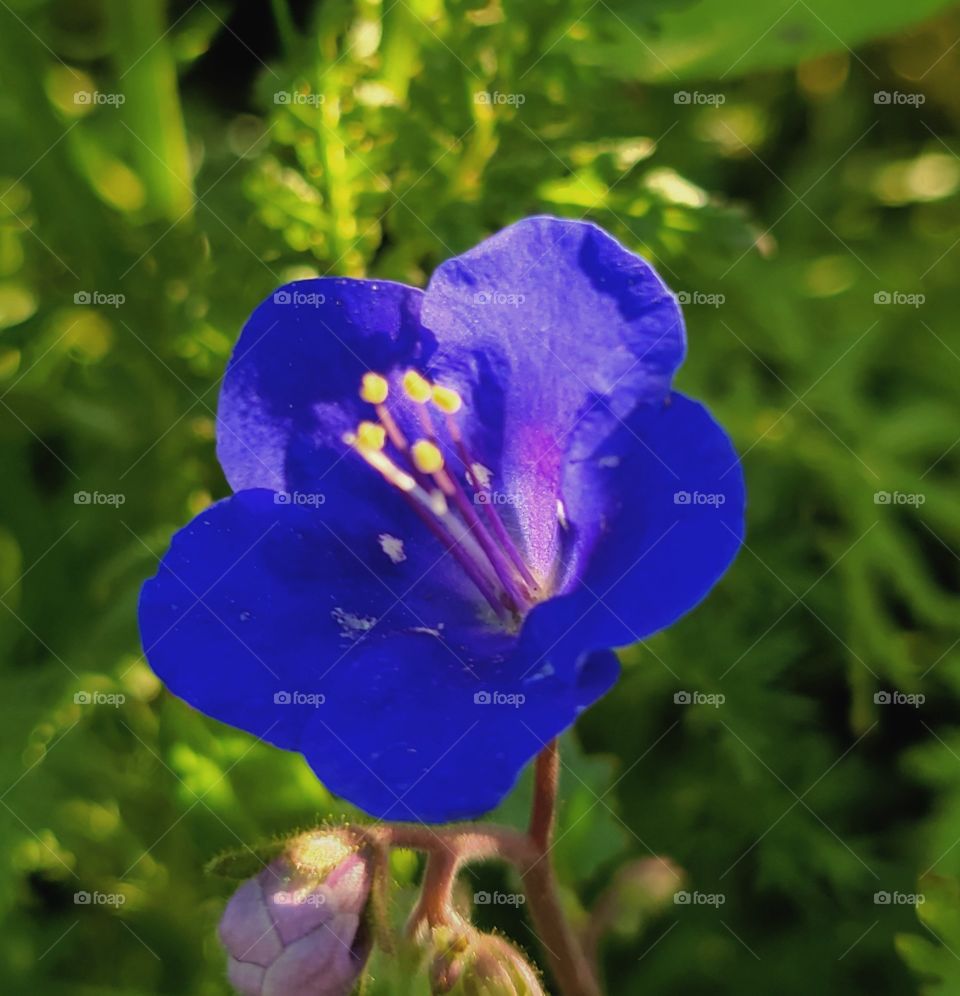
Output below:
[431,384,462,414]
[349,432,449,518]
[360,372,389,404]
[413,436,535,612]
[358,371,406,449]
[349,371,543,624]
[344,432,417,493]
[348,427,508,620]
[376,404,407,451]
[411,440,444,475]
[357,421,386,451]
[444,413,541,594]
[408,375,442,440]
[445,475,534,610]
[406,503,512,622]
[402,370,432,404]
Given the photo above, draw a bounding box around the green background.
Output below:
[1,0,959,992]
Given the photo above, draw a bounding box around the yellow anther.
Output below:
[411,439,444,475]
[360,372,389,405]
[431,384,463,414]
[356,421,386,450]
[402,370,432,404]
[344,432,416,492]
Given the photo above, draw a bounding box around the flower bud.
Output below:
[582,855,685,962]
[428,926,471,993]
[606,856,683,937]
[466,933,544,996]
[218,831,372,996]
[428,926,544,996]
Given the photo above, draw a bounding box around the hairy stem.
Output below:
[529,739,560,851]
[520,741,601,996]
[358,741,600,994]
[409,849,463,930]
[521,858,600,996]
[361,823,533,864]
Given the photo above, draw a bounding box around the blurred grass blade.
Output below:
[109,0,194,221]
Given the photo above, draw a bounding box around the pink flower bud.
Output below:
[427,926,544,996]
[218,832,372,996]
[465,933,544,996]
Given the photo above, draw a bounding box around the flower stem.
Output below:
[529,738,560,850]
[362,824,531,863]
[410,848,463,929]
[521,741,601,996]
[359,741,600,995]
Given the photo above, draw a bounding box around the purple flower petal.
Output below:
[421,216,684,576]
[139,486,618,820]
[217,278,427,493]
[521,392,745,658]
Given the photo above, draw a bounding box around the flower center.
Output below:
[343,370,541,625]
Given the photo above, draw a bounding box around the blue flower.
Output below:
[139,217,744,823]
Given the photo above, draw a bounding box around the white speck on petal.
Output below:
[557,499,569,530]
[409,624,444,638]
[331,607,377,640]
[469,463,493,489]
[378,533,406,564]
[528,662,556,683]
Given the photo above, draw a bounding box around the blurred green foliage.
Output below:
[1,0,959,992]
